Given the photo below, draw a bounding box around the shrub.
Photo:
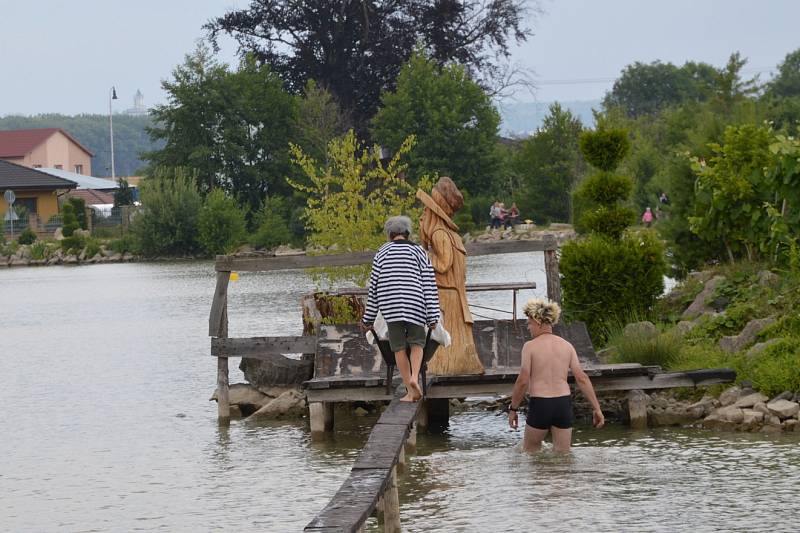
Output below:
[739,338,800,395]
[68,197,87,229]
[579,205,636,240]
[605,322,683,367]
[84,238,102,259]
[131,168,202,256]
[577,171,634,204]
[17,227,37,245]
[30,241,50,260]
[197,189,247,255]
[110,234,137,254]
[61,235,85,254]
[250,196,293,250]
[561,231,667,341]
[62,203,79,237]
[579,129,630,171]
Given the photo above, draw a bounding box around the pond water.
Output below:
[1,256,796,532]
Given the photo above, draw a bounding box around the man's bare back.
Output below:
[507,299,604,453]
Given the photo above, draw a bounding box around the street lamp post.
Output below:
[109,86,118,180]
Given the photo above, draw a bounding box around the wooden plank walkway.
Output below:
[305,399,422,532]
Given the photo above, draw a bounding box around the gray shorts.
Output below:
[387,321,427,353]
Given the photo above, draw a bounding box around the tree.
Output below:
[293,80,350,165]
[145,46,297,213]
[288,129,432,285]
[513,103,584,223]
[114,178,134,207]
[197,189,247,255]
[131,168,203,256]
[205,0,532,130]
[371,50,501,196]
[603,60,717,117]
[765,48,800,98]
[712,52,759,112]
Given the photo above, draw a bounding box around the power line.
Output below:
[533,66,778,86]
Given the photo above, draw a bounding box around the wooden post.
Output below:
[397,444,406,473]
[84,207,93,234]
[627,389,648,429]
[544,247,562,304]
[375,495,385,522]
[382,466,401,533]
[309,402,334,437]
[210,271,231,421]
[406,422,417,453]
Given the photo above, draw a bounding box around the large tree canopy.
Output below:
[371,51,501,196]
[205,0,531,130]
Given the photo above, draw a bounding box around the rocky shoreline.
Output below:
[0,242,139,267]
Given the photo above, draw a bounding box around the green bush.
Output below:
[197,189,247,255]
[579,129,630,171]
[739,338,800,395]
[561,231,667,341]
[29,241,50,260]
[579,205,636,240]
[61,235,85,254]
[17,227,37,245]
[110,234,137,254]
[84,238,102,259]
[0,240,19,256]
[61,203,79,237]
[68,197,87,229]
[249,196,293,250]
[577,171,634,204]
[131,168,202,256]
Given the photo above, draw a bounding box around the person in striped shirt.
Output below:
[362,215,441,401]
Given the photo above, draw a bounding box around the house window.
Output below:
[54,165,63,170]
[16,197,38,215]
[33,164,42,168]
[74,164,83,174]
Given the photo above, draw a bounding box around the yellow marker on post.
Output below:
[230,271,239,282]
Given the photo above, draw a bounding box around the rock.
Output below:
[783,419,798,432]
[675,321,696,335]
[746,338,782,357]
[682,275,726,320]
[715,405,745,423]
[63,254,78,264]
[765,414,782,426]
[753,402,771,417]
[53,227,64,240]
[623,321,658,339]
[766,399,800,419]
[627,390,648,429]
[257,386,294,398]
[74,229,91,238]
[9,257,29,267]
[90,253,103,263]
[121,252,133,261]
[353,407,369,417]
[649,408,698,427]
[733,392,768,408]
[719,386,744,407]
[757,270,780,287]
[687,396,717,417]
[687,270,714,283]
[240,354,314,389]
[274,245,305,256]
[229,405,243,419]
[719,317,776,353]
[760,424,783,434]
[549,223,573,230]
[740,409,765,429]
[109,252,122,261]
[703,413,738,430]
[249,389,306,419]
[210,383,271,409]
[771,391,794,402]
[78,248,87,261]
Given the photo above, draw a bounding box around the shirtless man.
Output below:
[507,298,604,452]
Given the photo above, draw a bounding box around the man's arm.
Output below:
[361,256,381,328]
[569,349,605,428]
[508,345,531,429]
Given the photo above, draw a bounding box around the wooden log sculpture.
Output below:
[417,177,485,375]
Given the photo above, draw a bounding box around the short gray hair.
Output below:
[385,215,412,238]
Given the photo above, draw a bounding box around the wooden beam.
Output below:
[209,270,230,337]
[211,336,317,357]
[216,239,559,272]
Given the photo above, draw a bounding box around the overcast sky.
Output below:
[0,0,798,116]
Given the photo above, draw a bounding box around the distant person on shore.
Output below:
[490,201,502,229]
[361,216,441,402]
[659,191,670,205]
[507,298,604,453]
[507,202,520,228]
[498,202,507,228]
[642,207,654,227]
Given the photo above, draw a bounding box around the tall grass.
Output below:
[603,312,683,367]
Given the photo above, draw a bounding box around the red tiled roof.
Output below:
[0,128,94,157]
[66,189,115,206]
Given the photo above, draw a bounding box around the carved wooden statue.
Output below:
[417,177,484,375]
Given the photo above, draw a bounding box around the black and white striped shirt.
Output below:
[362,239,441,327]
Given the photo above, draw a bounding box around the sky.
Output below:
[0,0,798,116]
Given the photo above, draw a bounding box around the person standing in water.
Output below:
[507,298,604,452]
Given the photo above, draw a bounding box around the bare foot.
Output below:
[400,393,415,402]
[409,380,423,401]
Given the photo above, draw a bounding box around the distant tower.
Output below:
[125,90,148,116]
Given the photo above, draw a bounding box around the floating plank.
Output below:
[216,240,558,272]
[211,336,317,357]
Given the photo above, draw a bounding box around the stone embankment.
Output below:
[0,242,137,267]
[462,223,576,246]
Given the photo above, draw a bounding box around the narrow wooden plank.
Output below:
[304,468,391,531]
[211,336,317,357]
[377,400,422,425]
[331,282,536,297]
[209,271,230,337]
[217,240,559,272]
